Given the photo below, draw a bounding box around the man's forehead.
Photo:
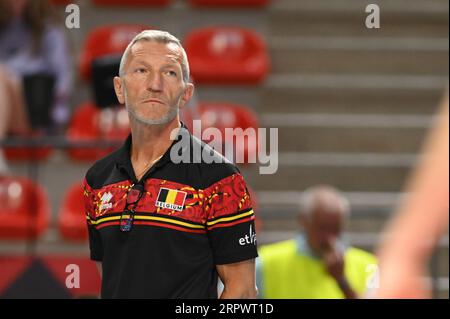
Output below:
[313,207,345,223]
[129,40,183,62]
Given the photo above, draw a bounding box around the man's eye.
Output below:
[135,68,147,74]
[166,70,177,77]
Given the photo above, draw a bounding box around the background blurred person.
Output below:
[256,185,377,299]
[0,0,72,175]
[375,94,449,299]
[0,65,30,175]
[0,0,72,134]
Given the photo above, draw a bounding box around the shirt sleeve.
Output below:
[83,178,103,261]
[204,173,258,265]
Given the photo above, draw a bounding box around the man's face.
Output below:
[114,40,194,126]
[304,208,344,256]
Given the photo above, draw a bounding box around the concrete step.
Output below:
[260,85,445,114]
[270,40,449,75]
[256,190,401,216]
[267,74,447,90]
[270,14,448,38]
[193,76,446,115]
[265,123,427,153]
[272,0,449,13]
[240,164,411,192]
[269,1,448,37]
[261,217,390,234]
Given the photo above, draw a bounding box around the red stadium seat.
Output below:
[197,102,259,164]
[66,102,130,162]
[189,0,269,7]
[184,27,270,85]
[58,182,87,241]
[79,24,150,81]
[4,131,53,162]
[0,176,50,240]
[49,0,72,5]
[92,0,170,6]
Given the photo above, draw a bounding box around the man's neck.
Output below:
[129,117,181,165]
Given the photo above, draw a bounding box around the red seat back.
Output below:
[197,102,259,164]
[185,27,270,84]
[4,131,53,162]
[0,176,49,240]
[4,146,53,162]
[58,182,88,241]
[79,24,150,81]
[66,102,129,162]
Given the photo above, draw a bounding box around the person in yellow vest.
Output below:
[256,185,377,299]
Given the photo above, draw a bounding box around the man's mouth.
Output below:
[143,99,165,105]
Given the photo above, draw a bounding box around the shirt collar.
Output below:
[115,122,189,181]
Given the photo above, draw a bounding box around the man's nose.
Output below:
[146,72,163,92]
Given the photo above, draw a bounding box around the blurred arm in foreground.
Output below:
[376,94,449,298]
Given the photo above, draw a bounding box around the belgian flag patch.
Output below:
[155,188,187,212]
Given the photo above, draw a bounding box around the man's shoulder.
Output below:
[187,133,244,189]
[84,148,122,188]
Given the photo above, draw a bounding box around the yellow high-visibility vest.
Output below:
[258,239,377,299]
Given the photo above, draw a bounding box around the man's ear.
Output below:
[114,76,125,105]
[179,82,195,110]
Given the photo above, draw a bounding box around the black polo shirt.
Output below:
[83,125,258,298]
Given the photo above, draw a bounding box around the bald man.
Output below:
[256,186,377,299]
